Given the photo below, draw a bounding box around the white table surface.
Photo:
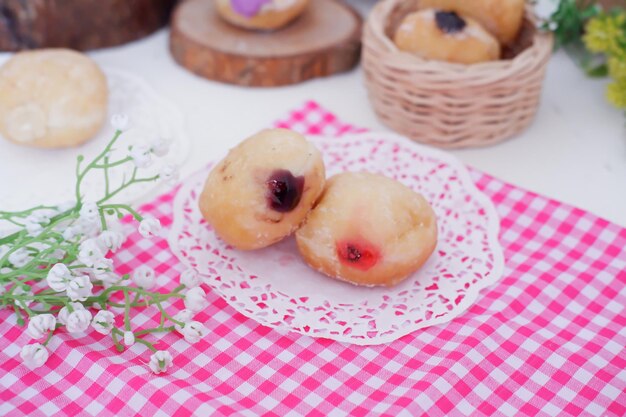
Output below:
[2,0,626,227]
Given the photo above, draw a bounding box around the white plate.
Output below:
[0,66,190,215]
[169,132,504,345]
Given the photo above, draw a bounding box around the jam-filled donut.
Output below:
[215,0,310,31]
[295,172,438,287]
[419,0,525,45]
[199,128,325,250]
[394,9,501,64]
[0,49,108,148]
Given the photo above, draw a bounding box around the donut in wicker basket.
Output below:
[362,0,554,148]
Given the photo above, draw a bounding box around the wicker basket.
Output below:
[362,0,554,148]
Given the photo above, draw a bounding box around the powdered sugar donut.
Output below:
[394,9,500,64]
[296,172,438,287]
[0,49,108,148]
[215,0,310,31]
[199,128,325,250]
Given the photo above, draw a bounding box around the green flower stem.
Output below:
[92,157,133,170]
[135,326,176,337]
[97,173,160,205]
[124,290,131,332]
[133,337,158,353]
[99,204,143,221]
[111,328,125,352]
[75,130,122,203]
[42,330,55,347]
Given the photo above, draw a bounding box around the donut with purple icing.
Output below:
[215,0,310,31]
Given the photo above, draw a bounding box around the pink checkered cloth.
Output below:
[1,101,625,417]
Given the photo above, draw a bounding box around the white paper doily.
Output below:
[0,65,190,213]
[169,132,504,345]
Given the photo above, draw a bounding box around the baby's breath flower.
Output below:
[27,314,56,339]
[91,310,115,335]
[66,275,93,302]
[110,114,130,131]
[138,217,161,238]
[78,239,104,267]
[130,145,153,168]
[180,321,206,344]
[159,164,179,184]
[8,248,30,268]
[65,309,92,334]
[20,343,49,369]
[13,286,33,309]
[123,331,135,346]
[132,265,156,290]
[46,263,72,292]
[184,287,208,313]
[57,302,86,325]
[24,221,43,236]
[180,269,201,288]
[56,200,76,213]
[62,226,80,241]
[98,230,125,252]
[173,309,194,332]
[150,138,172,157]
[79,201,100,224]
[148,350,173,374]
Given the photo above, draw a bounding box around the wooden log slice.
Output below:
[169,0,362,87]
[0,0,177,52]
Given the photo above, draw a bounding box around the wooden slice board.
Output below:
[0,0,176,51]
[169,0,363,87]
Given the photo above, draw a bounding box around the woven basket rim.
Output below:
[366,0,554,74]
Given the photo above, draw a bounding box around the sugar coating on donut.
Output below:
[216,0,309,30]
[0,49,108,148]
[296,172,438,287]
[394,9,501,64]
[199,128,325,250]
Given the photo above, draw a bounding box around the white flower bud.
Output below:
[123,331,135,346]
[27,314,56,339]
[138,217,161,238]
[180,269,201,288]
[46,263,72,292]
[65,309,92,334]
[98,230,125,252]
[25,220,44,237]
[13,286,33,309]
[66,275,93,302]
[150,138,171,157]
[132,265,156,290]
[172,309,194,332]
[91,310,115,335]
[56,200,76,213]
[184,287,208,313]
[20,343,49,369]
[159,164,179,184]
[130,144,153,168]
[148,350,173,374]
[180,321,206,344]
[78,239,104,267]
[62,226,80,241]
[111,114,130,131]
[8,248,30,268]
[79,201,100,224]
[57,302,86,325]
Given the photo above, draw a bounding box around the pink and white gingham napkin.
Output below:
[1,101,625,417]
